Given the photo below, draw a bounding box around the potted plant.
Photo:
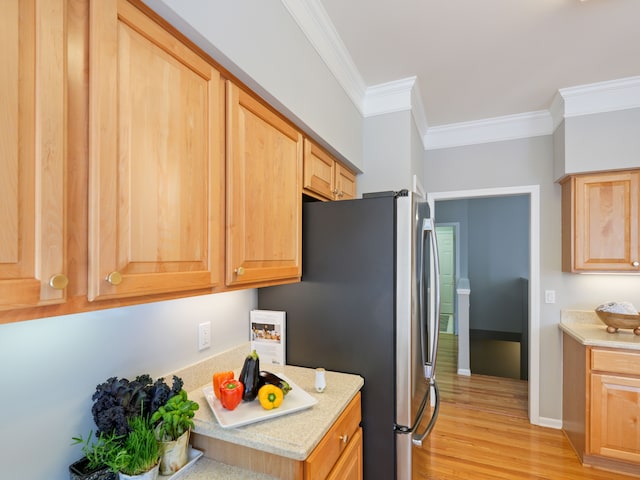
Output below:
[71,374,184,478]
[74,415,160,480]
[150,390,199,475]
[70,431,119,480]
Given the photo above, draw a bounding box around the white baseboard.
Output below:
[457,368,471,376]
[534,416,563,430]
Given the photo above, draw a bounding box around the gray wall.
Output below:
[425,134,640,422]
[1,2,365,479]
[0,290,255,480]
[144,0,364,172]
[561,107,640,179]
[437,196,529,334]
[359,111,413,194]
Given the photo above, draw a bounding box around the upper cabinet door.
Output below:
[226,82,302,286]
[0,0,67,310]
[563,170,640,272]
[88,0,224,301]
[303,138,356,201]
[303,139,336,200]
[335,164,356,201]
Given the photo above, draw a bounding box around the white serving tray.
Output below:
[202,373,317,428]
[159,447,203,478]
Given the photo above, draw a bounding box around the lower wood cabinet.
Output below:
[589,349,640,465]
[562,333,640,475]
[304,392,362,480]
[191,392,362,480]
[326,427,363,480]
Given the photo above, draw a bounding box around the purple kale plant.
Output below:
[91,374,183,437]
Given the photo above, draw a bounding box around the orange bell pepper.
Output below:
[213,371,234,399]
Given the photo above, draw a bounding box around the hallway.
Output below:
[412,334,637,479]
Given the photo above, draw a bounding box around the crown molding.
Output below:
[280,0,366,113]
[558,75,640,117]
[282,1,640,150]
[362,77,430,141]
[424,111,554,150]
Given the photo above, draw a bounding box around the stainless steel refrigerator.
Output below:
[258,189,440,480]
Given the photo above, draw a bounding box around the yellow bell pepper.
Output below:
[258,384,284,410]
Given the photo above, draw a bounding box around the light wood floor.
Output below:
[412,334,638,479]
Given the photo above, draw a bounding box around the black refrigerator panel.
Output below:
[258,195,398,480]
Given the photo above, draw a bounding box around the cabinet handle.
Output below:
[235,267,245,276]
[633,261,639,267]
[48,273,69,290]
[339,433,348,444]
[105,271,123,286]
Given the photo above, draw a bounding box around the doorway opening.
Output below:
[428,185,540,425]
[435,224,458,335]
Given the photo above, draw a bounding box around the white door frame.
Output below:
[427,185,541,426]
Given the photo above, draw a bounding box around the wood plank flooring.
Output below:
[412,334,638,479]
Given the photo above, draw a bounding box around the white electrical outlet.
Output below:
[544,290,556,304]
[198,321,211,350]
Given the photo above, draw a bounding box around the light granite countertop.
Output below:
[163,457,280,480]
[559,309,640,351]
[165,343,364,478]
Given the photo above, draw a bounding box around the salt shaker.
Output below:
[315,367,326,393]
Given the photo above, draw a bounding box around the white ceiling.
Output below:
[284,0,640,146]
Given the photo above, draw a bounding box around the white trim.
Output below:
[457,368,471,376]
[363,77,415,117]
[537,417,562,430]
[427,185,543,427]
[363,77,430,144]
[559,75,640,118]
[424,111,554,150]
[283,1,640,151]
[280,0,366,113]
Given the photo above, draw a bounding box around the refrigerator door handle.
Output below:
[412,379,440,446]
[421,218,441,380]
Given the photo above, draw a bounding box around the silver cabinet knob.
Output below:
[339,433,348,444]
[234,266,245,276]
[633,261,639,267]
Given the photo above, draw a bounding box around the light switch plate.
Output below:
[544,290,556,304]
[198,321,211,350]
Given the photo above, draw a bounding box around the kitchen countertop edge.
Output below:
[172,343,364,461]
[559,309,640,350]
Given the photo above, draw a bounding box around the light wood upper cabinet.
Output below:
[562,170,640,272]
[303,139,356,201]
[88,0,224,301]
[0,0,67,310]
[226,82,302,286]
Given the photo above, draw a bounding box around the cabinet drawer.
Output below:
[592,348,640,375]
[305,392,361,480]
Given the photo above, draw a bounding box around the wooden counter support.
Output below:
[562,332,640,476]
[192,392,362,480]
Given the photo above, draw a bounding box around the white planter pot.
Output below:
[118,463,159,480]
[158,430,190,475]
